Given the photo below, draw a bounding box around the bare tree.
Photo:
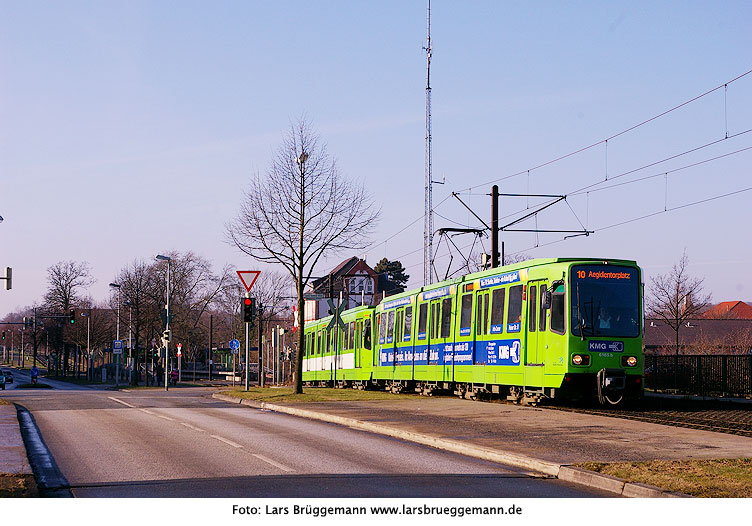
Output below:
[148,252,235,371]
[227,118,379,393]
[44,260,95,312]
[112,260,154,384]
[647,250,712,356]
[44,260,95,373]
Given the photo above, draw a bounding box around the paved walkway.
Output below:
[0,404,32,476]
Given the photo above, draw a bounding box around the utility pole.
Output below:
[423,0,434,286]
[257,303,264,388]
[492,185,499,268]
[209,314,213,381]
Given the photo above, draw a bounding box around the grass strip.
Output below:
[576,458,752,498]
[0,474,38,498]
[220,387,416,403]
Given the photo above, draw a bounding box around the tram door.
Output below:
[525,280,548,366]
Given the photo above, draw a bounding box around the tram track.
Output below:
[544,398,752,438]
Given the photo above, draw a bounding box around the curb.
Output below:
[213,393,692,498]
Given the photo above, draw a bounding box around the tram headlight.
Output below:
[622,355,638,367]
[572,354,590,366]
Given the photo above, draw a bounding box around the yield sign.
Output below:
[236,270,261,292]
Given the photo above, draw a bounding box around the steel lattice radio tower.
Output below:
[423,0,434,286]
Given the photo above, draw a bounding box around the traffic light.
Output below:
[243,297,255,323]
[69,309,75,324]
[1,331,5,340]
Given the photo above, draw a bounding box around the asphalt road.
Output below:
[2,376,610,498]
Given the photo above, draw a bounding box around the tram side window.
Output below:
[395,310,403,343]
[403,306,413,340]
[550,283,566,334]
[430,302,439,339]
[379,313,386,343]
[387,310,395,342]
[349,321,355,349]
[476,293,488,336]
[491,288,505,330]
[507,285,523,329]
[317,330,322,355]
[364,318,372,349]
[539,284,548,332]
[528,285,537,332]
[460,294,473,335]
[440,297,452,338]
[418,303,428,339]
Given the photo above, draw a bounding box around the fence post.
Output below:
[696,355,703,396]
[721,355,728,397]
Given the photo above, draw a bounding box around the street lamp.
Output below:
[155,254,171,391]
[109,282,121,386]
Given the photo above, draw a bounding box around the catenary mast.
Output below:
[423,0,433,286]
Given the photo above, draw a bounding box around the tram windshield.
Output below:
[570,265,640,338]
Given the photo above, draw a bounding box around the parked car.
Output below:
[0,371,5,390]
[1,369,11,384]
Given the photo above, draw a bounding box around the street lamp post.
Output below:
[156,255,171,391]
[109,283,121,386]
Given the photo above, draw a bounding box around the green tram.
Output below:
[302,258,643,405]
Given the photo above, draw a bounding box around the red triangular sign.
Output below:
[237,270,261,292]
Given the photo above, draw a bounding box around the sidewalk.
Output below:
[213,393,752,497]
[0,404,33,477]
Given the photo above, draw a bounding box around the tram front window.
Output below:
[571,265,640,338]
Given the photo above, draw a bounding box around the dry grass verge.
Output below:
[577,458,752,497]
[0,474,38,498]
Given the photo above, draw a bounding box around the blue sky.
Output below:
[1,0,751,314]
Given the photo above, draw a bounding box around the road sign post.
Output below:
[113,340,123,386]
[229,339,240,387]
[236,272,261,391]
[177,343,182,383]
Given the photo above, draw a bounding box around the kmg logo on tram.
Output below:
[588,341,624,352]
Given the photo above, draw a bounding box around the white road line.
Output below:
[108,397,136,408]
[140,409,155,415]
[155,414,175,421]
[252,453,293,473]
[210,435,243,448]
[181,422,205,432]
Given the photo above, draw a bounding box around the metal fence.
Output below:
[644,354,752,397]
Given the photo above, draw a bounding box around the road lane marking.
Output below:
[252,453,293,473]
[181,422,205,432]
[140,409,155,415]
[108,397,136,408]
[210,435,243,448]
[155,414,175,421]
